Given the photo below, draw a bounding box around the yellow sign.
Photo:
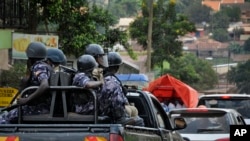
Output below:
[0,87,18,107]
[0,136,19,141]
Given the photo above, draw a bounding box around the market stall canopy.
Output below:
[143,74,198,108]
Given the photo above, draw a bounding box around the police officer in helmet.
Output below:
[84,44,108,81]
[99,52,144,126]
[71,54,103,114]
[46,48,67,69]
[0,42,52,124]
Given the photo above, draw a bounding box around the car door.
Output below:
[151,97,184,141]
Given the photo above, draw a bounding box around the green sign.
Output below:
[0,30,12,49]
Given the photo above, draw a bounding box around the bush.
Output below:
[0,61,26,88]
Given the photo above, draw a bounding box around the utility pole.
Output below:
[146,0,153,72]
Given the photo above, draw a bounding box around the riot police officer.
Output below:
[84,44,108,81]
[46,48,67,70]
[71,54,103,114]
[99,52,144,126]
[0,42,52,124]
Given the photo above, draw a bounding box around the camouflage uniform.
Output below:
[99,75,129,121]
[72,73,95,114]
[0,61,52,124]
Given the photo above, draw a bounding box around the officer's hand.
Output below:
[17,97,29,105]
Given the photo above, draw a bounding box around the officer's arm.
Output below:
[26,79,49,103]
[85,81,103,89]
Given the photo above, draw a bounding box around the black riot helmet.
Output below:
[77,54,98,72]
[26,42,47,59]
[85,44,108,68]
[47,48,66,65]
[108,52,122,66]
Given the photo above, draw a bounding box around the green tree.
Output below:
[228,42,243,54]
[107,0,141,18]
[0,61,26,88]
[227,60,250,93]
[162,54,218,91]
[14,1,132,58]
[183,1,212,24]
[243,38,250,52]
[212,28,230,42]
[221,5,241,22]
[210,10,230,30]
[129,0,196,68]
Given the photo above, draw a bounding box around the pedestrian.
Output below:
[99,52,144,126]
[71,54,103,115]
[0,42,53,124]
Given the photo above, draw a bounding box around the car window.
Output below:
[171,113,230,134]
[199,98,250,118]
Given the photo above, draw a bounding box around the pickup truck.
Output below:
[0,71,187,141]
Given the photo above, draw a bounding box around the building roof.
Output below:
[221,0,245,4]
[183,37,229,51]
[202,0,246,11]
[202,1,221,11]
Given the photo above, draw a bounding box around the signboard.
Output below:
[0,87,18,107]
[12,33,59,59]
[0,29,12,49]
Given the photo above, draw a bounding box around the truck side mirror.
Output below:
[174,117,187,129]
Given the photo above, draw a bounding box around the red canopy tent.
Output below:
[143,74,199,108]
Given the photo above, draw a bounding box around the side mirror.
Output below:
[174,117,187,129]
[183,137,190,141]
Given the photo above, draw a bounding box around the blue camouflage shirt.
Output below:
[72,73,94,114]
[99,75,128,119]
[0,61,52,124]
[30,61,51,86]
[22,61,52,112]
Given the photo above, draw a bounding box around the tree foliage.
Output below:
[106,0,141,18]
[17,0,133,57]
[220,5,241,22]
[227,60,250,93]
[228,42,243,54]
[211,11,230,30]
[129,0,196,67]
[212,28,230,42]
[46,1,119,57]
[183,1,212,24]
[162,53,218,91]
[0,61,26,88]
[243,38,250,52]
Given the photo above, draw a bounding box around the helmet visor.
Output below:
[97,54,108,68]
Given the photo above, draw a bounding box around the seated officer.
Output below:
[71,54,103,114]
[99,52,144,126]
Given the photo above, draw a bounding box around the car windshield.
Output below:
[202,99,250,118]
[178,115,230,134]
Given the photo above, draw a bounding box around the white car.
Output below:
[198,94,250,124]
[168,108,246,141]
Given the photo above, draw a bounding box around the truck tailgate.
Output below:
[0,124,122,141]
